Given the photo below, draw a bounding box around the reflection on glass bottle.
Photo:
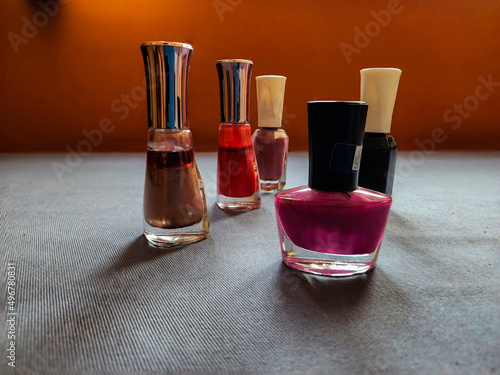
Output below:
[216,59,260,210]
[275,101,392,277]
[141,41,209,247]
[358,68,402,196]
[252,75,289,192]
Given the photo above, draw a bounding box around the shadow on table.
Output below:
[274,262,411,321]
[271,263,413,351]
[25,234,214,373]
[386,210,422,234]
[208,202,254,223]
[276,263,375,308]
[386,210,443,264]
[109,235,183,271]
[266,263,414,370]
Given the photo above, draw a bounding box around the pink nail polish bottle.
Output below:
[252,76,289,192]
[274,101,392,276]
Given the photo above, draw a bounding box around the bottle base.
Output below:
[260,180,285,192]
[144,231,209,248]
[216,192,261,210]
[280,231,380,276]
[143,221,209,248]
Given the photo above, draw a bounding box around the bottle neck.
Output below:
[221,122,250,126]
[141,43,191,130]
[365,132,388,137]
[216,61,252,124]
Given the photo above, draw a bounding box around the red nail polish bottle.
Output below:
[216,59,260,210]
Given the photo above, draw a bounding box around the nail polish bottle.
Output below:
[358,68,402,196]
[216,59,260,210]
[274,101,392,276]
[141,41,209,247]
[252,75,289,192]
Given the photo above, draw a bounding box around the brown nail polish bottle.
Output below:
[141,42,209,247]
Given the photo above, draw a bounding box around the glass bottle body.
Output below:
[252,127,289,192]
[274,186,392,276]
[358,132,398,195]
[217,123,260,210]
[143,128,209,247]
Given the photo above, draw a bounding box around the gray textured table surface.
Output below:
[1,152,499,375]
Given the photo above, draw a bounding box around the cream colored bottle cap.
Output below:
[256,75,286,128]
[360,68,402,133]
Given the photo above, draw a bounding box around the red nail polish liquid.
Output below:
[217,123,259,199]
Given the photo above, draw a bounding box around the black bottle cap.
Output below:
[307,101,368,192]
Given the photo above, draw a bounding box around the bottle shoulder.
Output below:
[253,128,289,139]
[275,186,392,207]
[220,122,251,127]
[147,128,194,151]
[363,133,398,150]
[219,122,253,149]
[256,127,287,132]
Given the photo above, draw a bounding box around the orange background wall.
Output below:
[1,0,499,152]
